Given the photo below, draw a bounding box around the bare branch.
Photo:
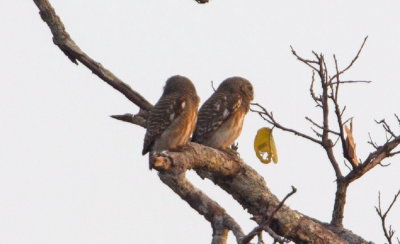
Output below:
[346,135,400,183]
[310,127,323,138]
[241,186,297,244]
[211,80,217,91]
[329,36,369,83]
[263,227,288,244]
[251,103,323,145]
[305,116,340,136]
[330,55,356,168]
[289,38,381,228]
[389,151,400,157]
[342,115,352,125]
[153,148,245,243]
[290,46,319,72]
[308,53,345,183]
[343,160,353,171]
[309,71,322,107]
[158,170,245,244]
[33,0,153,111]
[368,133,379,149]
[375,190,400,244]
[110,113,147,128]
[256,232,264,244]
[395,114,400,126]
[376,119,397,139]
[379,162,392,167]
[327,80,372,86]
[154,143,355,243]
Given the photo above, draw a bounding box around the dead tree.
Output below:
[33,0,400,243]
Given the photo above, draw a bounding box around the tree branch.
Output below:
[110,112,147,128]
[153,143,369,244]
[329,36,368,83]
[33,0,153,111]
[285,39,399,229]
[375,190,400,244]
[345,135,400,183]
[250,103,323,145]
[241,186,297,244]
[158,169,245,244]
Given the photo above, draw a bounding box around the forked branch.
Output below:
[375,190,400,244]
[240,186,297,244]
[255,38,400,230]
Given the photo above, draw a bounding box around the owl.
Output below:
[142,75,200,155]
[192,77,254,150]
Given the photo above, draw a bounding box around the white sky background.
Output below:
[1,0,399,243]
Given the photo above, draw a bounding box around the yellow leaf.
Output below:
[254,127,278,164]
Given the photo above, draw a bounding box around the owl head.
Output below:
[218,77,254,101]
[163,75,197,97]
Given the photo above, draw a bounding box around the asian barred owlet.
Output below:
[142,75,200,155]
[192,77,253,149]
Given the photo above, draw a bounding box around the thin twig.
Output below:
[241,186,297,244]
[368,133,379,149]
[309,71,322,107]
[257,232,264,244]
[343,160,352,171]
[290,46,319,72]
[375,190,400,244]
[311,127,323,138]
[110,113,147,128]
[251,103,322,145]
[346,134,400,183]
[305,116,340,136]
[327,80,372,86]
[379,162,391,167]
[376,119,397,138]
[395,114,400,126]
[211,80,217,91]
[329,36,369,83]
[389,151,400,157]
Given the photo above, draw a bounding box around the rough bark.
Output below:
[152,143,372,244]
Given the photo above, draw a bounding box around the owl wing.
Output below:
[192,92,242,143]
[142,94,186,155]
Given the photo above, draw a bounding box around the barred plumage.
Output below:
[142,75,199,155]
[192,77,253,149]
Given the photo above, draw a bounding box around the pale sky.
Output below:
[1,0,399,243]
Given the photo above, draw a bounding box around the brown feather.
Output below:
[192,77,253,149]
[142,75,199,155]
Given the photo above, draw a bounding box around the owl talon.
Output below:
[222,148,240,158]
[170,144,191,152]
[230,142,239,151]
